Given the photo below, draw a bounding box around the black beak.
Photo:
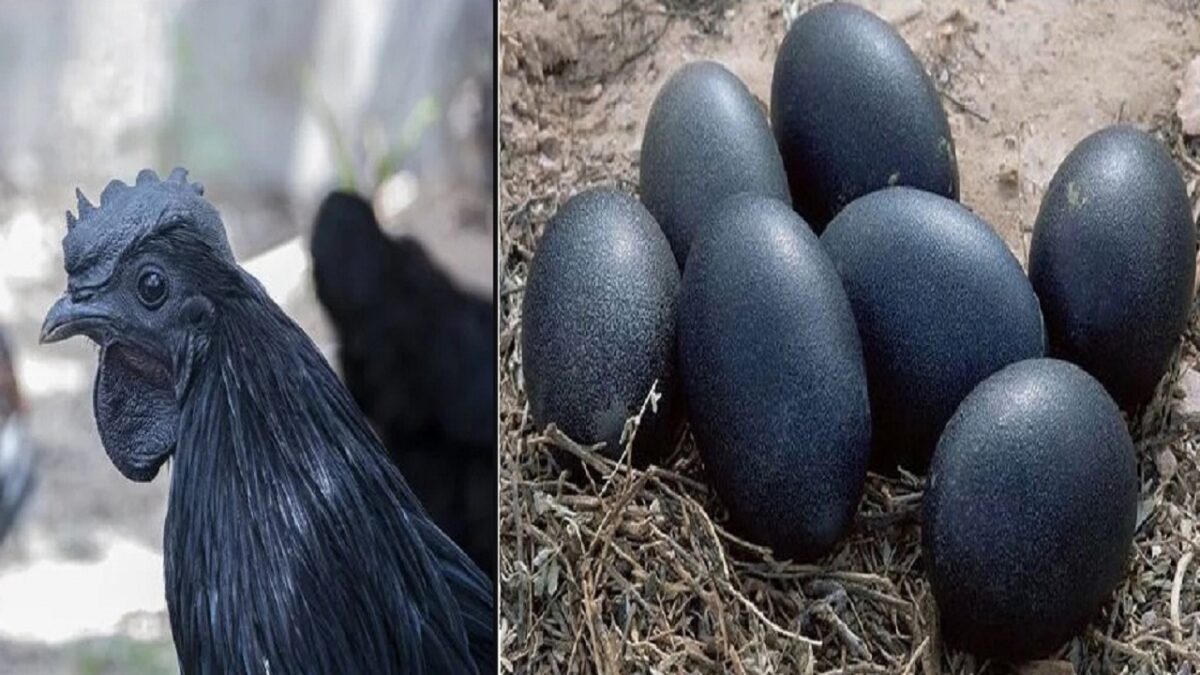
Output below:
[40,294,112,345]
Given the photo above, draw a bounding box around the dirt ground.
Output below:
[500,0,1198,251]
[499,1,1200,672]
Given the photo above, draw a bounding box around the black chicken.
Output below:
[39,169,494,674]
[310,191,495,578]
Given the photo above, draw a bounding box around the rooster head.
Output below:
[40,168,235,482]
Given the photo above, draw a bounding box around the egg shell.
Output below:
[924,358,1137,660]
[770,2,958,231]
[1029,124,1196,408]
[640,60,791,267]
[678,193,870,561]
[821,187,1045,471]
[521,188,681,468]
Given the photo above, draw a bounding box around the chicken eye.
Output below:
[137,269,168,309]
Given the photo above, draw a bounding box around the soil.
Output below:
[501,0,1198,255]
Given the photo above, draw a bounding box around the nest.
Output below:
[502,299,1200,673]
[499,2,1200,672]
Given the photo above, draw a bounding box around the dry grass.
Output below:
[498,2,1200,672]
[502,284,1200,673]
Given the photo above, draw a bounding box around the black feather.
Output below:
[150,229,495,674]
[311,192,496,579]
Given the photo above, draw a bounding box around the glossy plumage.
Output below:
[41,169,494,674]
[311,191,495,578]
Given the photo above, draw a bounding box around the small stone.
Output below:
[1156,448,1178,481]
[1179,369,1200,417]
[537,132,561,158]
[579,83,603,103]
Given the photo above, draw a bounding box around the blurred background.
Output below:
[0,0,494,672]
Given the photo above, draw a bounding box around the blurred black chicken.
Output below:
[0,328,34,545]
[310,191,495,578]
[39,169,494,674]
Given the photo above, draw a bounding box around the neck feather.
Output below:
[163,275,475,674]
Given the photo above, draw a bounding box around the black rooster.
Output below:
[310,191,495,578]
[39,169,494,674]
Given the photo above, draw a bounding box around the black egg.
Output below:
[771,2,958,231]
[521,188,681,468]
[924,358,1137,660]
[821,187,1045,471]
[1029,125,1196,408]
[640,60,791,267]
[679,194,870,561]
